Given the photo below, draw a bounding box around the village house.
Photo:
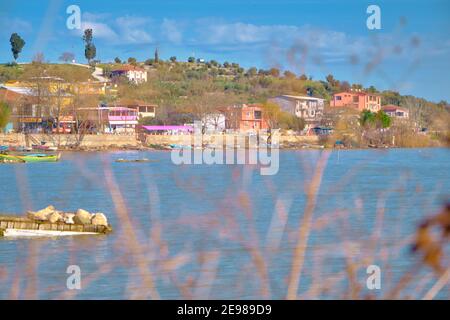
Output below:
[110,65,147,84]
[0,84,72,133]
[113,98,156,119]
[331,90,381,112]
[221,104,268,132]
[381,105,409,119]
[269,95,325,125]
[106,106,138,133]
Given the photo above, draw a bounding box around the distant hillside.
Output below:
[0,63,95,83]
[102,59,448,130]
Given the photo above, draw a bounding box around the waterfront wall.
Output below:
[145,134,319,146]
[0,133,319,149]
[0,133,140,149]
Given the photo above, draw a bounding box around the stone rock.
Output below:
[63,213,75,224]
[27,205,55,221]
[73,209,92,225]
[48,211,63,223]
[91,213,108,226]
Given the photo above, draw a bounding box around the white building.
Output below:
[269,95,325,123]
[382,105,409,119]
[110,65,147,84]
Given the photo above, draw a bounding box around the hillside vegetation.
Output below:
[0,63,95,83]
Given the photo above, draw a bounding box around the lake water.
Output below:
[0,148,449,299]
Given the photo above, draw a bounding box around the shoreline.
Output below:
[29,144,449,152]
[1,132,446,153]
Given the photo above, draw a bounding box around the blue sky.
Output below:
[0,0,449,101]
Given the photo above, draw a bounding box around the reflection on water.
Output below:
[0,148,449,299]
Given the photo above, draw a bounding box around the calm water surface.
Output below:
[0,148,449,299]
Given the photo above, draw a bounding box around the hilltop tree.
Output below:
[114,57,122,64]
[351,83,363,90]
[188,56,195,63]
[32,52,45,64]
[170,56,177,62]
[154,48,159,63]
[59,52,75,63]
[269,68,280,78]
[367,85,378,93]
[128,57,137,65]
[340,81,351,91]
[82,29,96,64]
[298,74,308,80]
[246,67,257,77]
[284,70,296,79]
[9,33,25,62]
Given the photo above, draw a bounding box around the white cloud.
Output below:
[80,21,118,41]
[161,19,182,44]
[74,13,153,44]
[115,16,153,44]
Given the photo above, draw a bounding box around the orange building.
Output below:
[222,104,269,132]
[331,91,381,112]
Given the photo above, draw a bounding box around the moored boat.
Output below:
[0,153,61,163]
[32,144,58,151]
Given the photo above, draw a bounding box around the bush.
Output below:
[0,101,11,132]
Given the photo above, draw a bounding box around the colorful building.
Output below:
[221,104,268,132]
[0,84,73,133]
[381,105,409,119]
[107,107,138,133]
[331,90,381,112]
[113,98,156,119]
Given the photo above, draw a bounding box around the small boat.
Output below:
[9,146,32,152]
[0,146,8,152]
[32,144,58,151]
[0,153,61,163]
[169,144,192,150]
[115,158,158,163]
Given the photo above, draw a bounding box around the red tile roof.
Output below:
[382,104,408,112]
[112,65,145,72]
[334,91,379,96]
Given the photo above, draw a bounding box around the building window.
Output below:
[335,96,342,101]
[353,96,359,103]
[254,111,262,119]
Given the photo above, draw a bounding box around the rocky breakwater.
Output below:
[0,205,112,237]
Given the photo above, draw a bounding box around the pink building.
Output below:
[331,91,381,112]
[107,107,138,133]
